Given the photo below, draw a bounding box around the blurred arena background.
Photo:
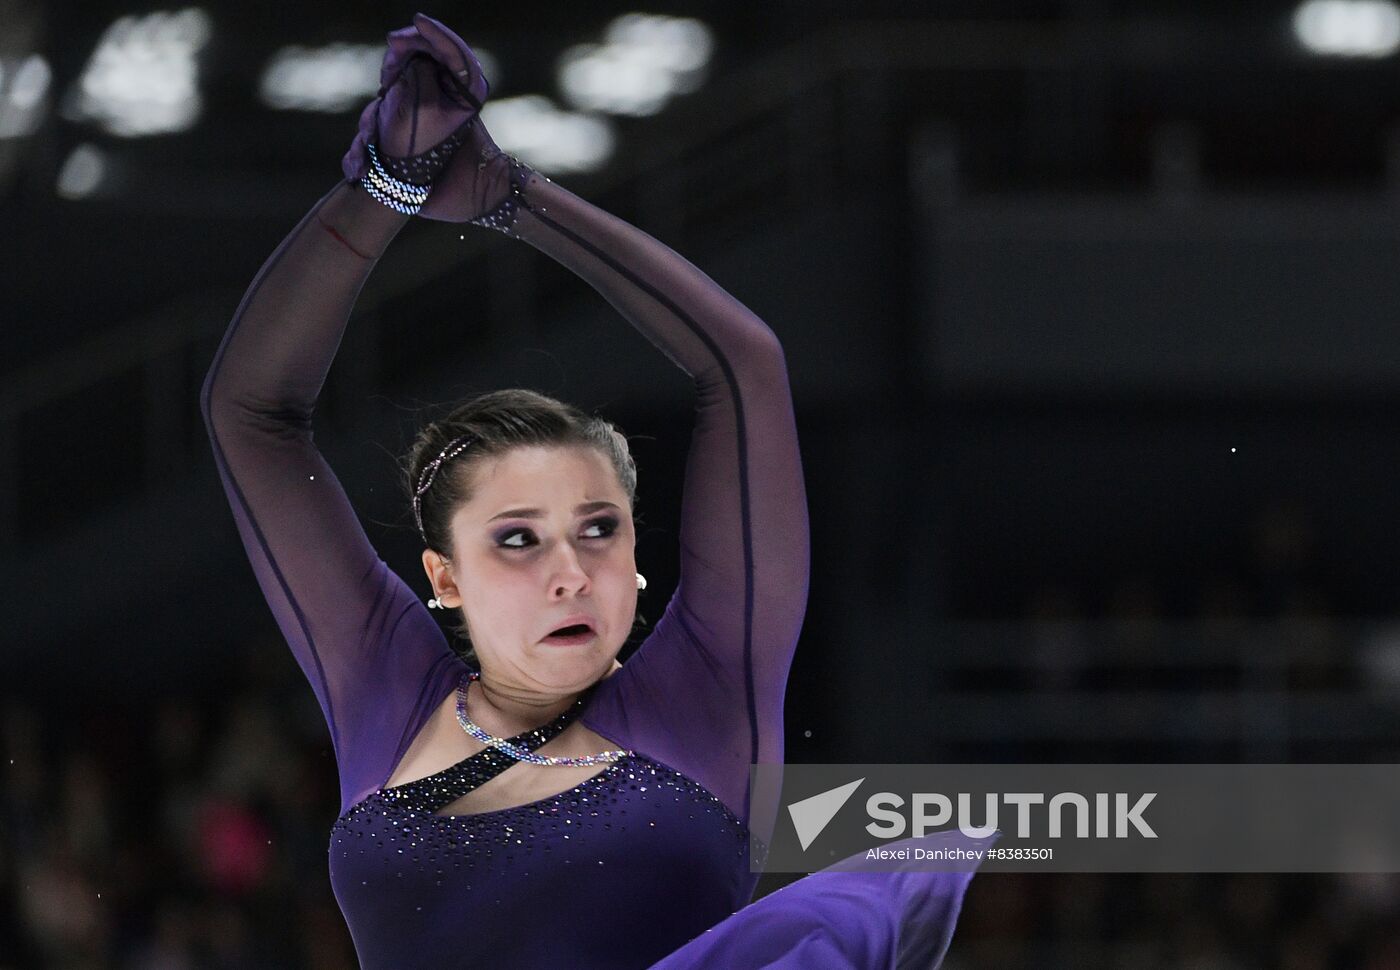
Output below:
[5,0,1400,966]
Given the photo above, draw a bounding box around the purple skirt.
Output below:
[648,829,995,970]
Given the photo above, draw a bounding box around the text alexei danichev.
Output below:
[865,846,987,861]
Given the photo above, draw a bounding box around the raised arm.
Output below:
[482,168,812,830]
[198,40,491,812]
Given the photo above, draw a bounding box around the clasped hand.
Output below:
[342,13,517,223]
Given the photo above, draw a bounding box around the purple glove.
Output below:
[343,13,521,223]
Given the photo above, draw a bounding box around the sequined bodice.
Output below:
[331,756,754,969]
[327,676,758,969]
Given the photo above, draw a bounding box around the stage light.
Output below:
[259,43,381,112]
[56,143,106,199]
[557,13,713,117]
[479,95,613,174]
[259,42,502,113]
[0,54,52,139]
[65,7,212,136]
[1293,0,1400,57]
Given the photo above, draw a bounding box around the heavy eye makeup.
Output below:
[494,515,620,549]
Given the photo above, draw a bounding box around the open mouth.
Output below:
[543,623,596,644]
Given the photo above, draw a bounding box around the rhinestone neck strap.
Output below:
[455,670,631,766]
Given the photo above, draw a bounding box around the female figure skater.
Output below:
[201,14,981,968]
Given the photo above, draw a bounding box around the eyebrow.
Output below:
[487,501,621,523]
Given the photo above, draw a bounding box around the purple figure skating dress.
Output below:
[201,14,982,968]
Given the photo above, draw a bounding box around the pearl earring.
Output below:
[636,573,647,590]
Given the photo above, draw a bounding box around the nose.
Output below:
[548,541,591,598]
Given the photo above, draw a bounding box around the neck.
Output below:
[471,660,621,736]
[472,681,578,736]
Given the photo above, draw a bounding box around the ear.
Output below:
[421,548,462,608]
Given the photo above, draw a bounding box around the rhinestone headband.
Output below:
[414,433,476,543]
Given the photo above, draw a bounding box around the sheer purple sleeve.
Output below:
[480,166,812,834]
[199,183,462,816]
